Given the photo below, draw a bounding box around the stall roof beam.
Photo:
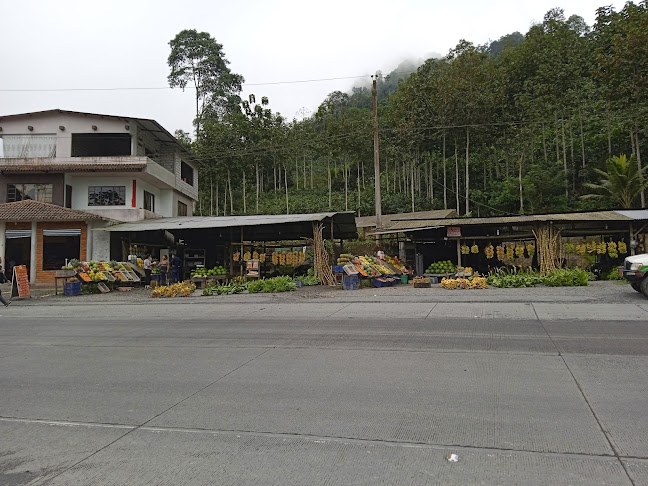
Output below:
[97,212,358,241]
[370,210,648,236]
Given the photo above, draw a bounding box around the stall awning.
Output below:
[96,212,358,241]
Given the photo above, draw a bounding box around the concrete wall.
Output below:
[0,111,133,158]
[89,223,111,261]
[0,111,199,211]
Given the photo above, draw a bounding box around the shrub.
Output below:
[247,279,265,293]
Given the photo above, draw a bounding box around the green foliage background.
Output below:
[173,3,648,218]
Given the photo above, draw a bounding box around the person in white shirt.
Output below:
[143,255,152,288]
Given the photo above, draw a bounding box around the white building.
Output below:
[0,109,198,221]
[0,109,199,277]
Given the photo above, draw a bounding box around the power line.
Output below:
[0,71,417,93]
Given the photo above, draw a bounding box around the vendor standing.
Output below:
[158,255,169,286]
[170,253,182,283]
[143,254,152,288]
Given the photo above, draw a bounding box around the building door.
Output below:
[5,230,31,277]
[65,185,72,208]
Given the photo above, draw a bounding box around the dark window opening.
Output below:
[8,183,53,203]
[43,234,80,271]
[177,201,187,216]
[65,185,72,208]
[144,191,155,212]
[180,161,194,186]
[88,186,126,206]
[71,133,131,157]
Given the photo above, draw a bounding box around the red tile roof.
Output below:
[0,200,107,222]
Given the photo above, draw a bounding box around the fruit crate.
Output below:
[413,277,432,288]
[343,264,359,276]
[102,271,115,282]
[332,265,344,273]
[342,273,359,290]
[97,282,110,293]
[372,277,392,288]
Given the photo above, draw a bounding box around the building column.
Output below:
[30,221,37,284]
[0,221,5,269]
[86,222,94,261]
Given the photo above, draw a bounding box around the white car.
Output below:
[619,253,648,297]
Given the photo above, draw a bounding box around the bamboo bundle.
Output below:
[532,223,561,275]
[312,223,336,286]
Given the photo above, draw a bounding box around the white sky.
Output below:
[0,0,626,137]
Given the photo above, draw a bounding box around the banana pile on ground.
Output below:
[441,276,488,289]
[151,282,196,298]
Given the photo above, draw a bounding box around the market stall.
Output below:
[56,260,141,295]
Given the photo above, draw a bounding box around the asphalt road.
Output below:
[1,287,648,485]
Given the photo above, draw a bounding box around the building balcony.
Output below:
[0,156,197,200]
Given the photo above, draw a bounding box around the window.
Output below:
[144,191,155,212]
[7,183,53,203]
[88,186,126,206]
[0,134,56,157]
[177,201,187,216]
[180,161,194,186]
[71,133,131,157]
[42,229,81,271]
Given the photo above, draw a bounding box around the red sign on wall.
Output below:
[447,226,461,237]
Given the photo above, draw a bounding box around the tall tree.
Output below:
[593,2,648,207]
[168,29,244,134]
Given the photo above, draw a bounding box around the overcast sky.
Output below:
[0,0,627,138]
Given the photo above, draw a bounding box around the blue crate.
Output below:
[64,280,82,296]
[333,265,344,273]
[342,273,359,290]
[372,277,392,288]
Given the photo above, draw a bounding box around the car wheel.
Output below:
[641,276,648,298]
[631,282,641,292]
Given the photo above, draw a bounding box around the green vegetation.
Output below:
[171,3,648,217]
[487,267,590,287]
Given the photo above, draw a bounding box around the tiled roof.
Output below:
[0,200,106,222]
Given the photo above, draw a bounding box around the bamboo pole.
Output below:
[532,223,561,275]
[312,222,336,286]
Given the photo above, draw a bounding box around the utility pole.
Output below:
[372,75,382,230]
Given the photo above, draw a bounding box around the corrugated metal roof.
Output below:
[100,212,351,232]
[355,209,458,229]
[371,210,648,235]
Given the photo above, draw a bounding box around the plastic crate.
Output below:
[342,273,360,290]
[372,277,392,288]
[332,265,344,273]
[63,280,82,296]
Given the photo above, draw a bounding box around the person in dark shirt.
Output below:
[170,253,182,283]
